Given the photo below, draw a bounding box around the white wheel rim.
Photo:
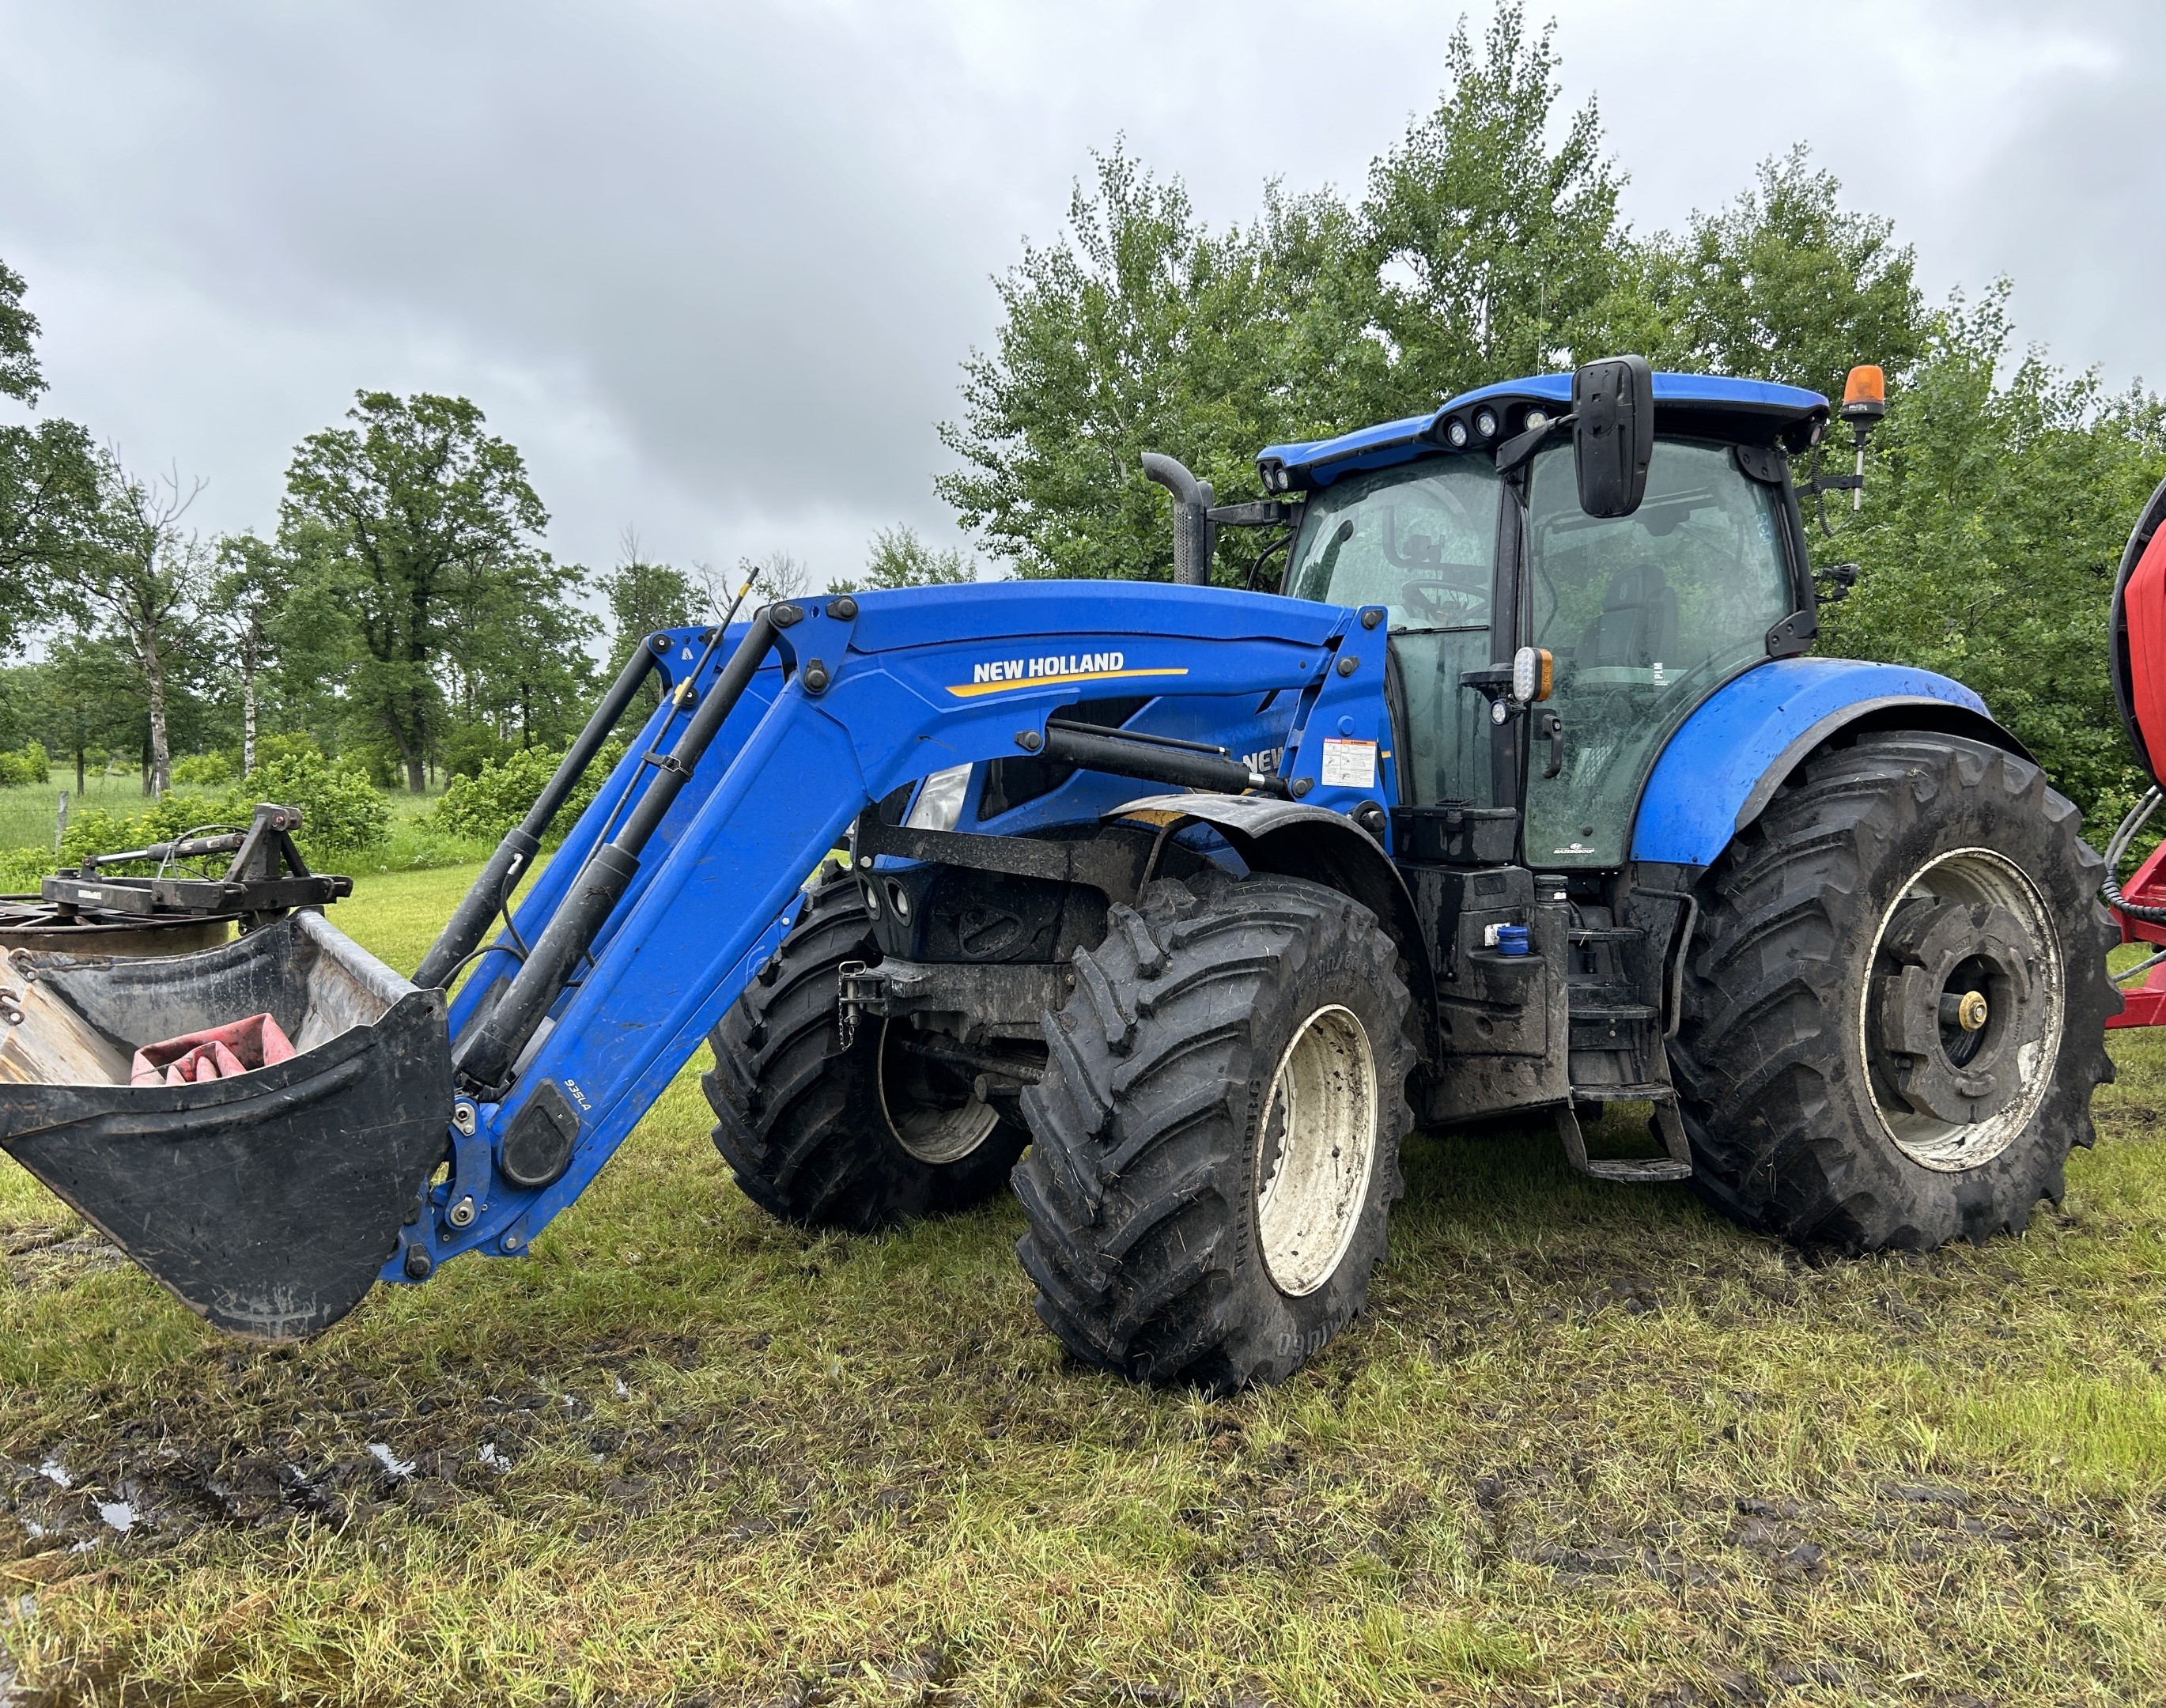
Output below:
[1253,1003,1378,1297]
[1858,847,2064,1172]
[876,1020,1000,1165]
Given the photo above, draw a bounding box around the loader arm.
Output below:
[399,582,1395,1287]
[2,581,1397,1336]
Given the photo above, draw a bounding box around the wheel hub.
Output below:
[1861,849,2062,1170]
[876,1021,1000,1164]
[1253,1004,1378,1297]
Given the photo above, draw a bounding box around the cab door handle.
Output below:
[1536,709,1565,778]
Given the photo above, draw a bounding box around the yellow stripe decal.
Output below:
[945,667,1190,699]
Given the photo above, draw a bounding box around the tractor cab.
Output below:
[1260,368,1829,868]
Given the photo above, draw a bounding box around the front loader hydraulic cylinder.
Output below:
[451,610,781,1096]
[1041,722,1290,797]
[415,638,661,992]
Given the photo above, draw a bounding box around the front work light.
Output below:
[1511,645,1554,703]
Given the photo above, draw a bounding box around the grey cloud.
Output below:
[2,1,2158,588]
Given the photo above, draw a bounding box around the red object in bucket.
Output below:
[130,1013,297,1087]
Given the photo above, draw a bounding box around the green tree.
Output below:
[1820,286,2166,825]
[32,634,137,794]
[281,391,550,792]
[830,525,975,592]
[0,257,99,653]
[50,458,212,795]
[447,550,600,750]
[1356,5,1633,411]
[1640,145,1930,402]
[938,147,1364,582]
[599,531,697,673]
[211,530,293,777]
[937,5,1636,582]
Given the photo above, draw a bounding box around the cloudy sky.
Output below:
[1,1,2157,601]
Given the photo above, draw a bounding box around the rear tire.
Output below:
[702,877,1028,1230]
[1014,873,1416,1393]
[1673,732,2117,1251]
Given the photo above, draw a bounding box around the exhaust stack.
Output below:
[1142,452,1217,586]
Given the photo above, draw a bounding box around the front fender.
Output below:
[1630,658,2023,869]
[1102,792,1438,1045]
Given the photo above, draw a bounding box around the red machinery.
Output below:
[2104,475,2166,1026]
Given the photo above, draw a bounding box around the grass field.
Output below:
[3,862,2165,1705]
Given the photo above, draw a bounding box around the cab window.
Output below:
[1521,439,1794,865]
[1285,457,1504,807]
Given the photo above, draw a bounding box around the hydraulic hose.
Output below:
[416,639,661,992]
[2103,786,2166,924]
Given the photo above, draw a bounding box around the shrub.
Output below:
[441,723,512,781]
[0,741,51,787]
[223,743,391,860]
[422,739,626,845]
[171,750,236,788]
[47,743,391,875]
[55,795,221,871]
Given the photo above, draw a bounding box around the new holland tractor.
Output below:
[0,357,2137,1393]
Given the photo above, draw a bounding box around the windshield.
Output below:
[1284,457,1501,629]
[1521,438,1794,865]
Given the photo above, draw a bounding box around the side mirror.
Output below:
[1572,355,1654,518]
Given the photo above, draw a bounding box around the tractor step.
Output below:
[1556,1094,1694,1185]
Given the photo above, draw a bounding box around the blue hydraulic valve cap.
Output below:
[1493,924,1531,957]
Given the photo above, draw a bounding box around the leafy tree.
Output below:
[28,635,136,793]
[939,147,1365,582]
[0,255,39,406]
[1356,6,1633,411]
[446,550,600,750]
[280,391,550,792]
[830,525,976,593]
[1820,285,2166,826]
[600,531,697,670]
[0,257,99,653]
[49,457,212,795]
[211,530,293,777]
[937,5,1636,583]
[1640,146,1930,402]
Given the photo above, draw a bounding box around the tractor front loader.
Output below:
[0,357,2136,1392]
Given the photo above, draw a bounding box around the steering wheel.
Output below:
[1398,576,1491,625]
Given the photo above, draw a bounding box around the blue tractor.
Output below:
[1,358,2118,1391]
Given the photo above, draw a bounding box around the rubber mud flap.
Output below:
[0,911,452,1339]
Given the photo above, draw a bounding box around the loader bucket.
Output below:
[0,911,450,1339]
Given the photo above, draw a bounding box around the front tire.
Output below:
[1014,874,1416,1393]
[702,877,1028,1230]
[1673,731,2118,1250]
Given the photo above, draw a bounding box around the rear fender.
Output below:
[1102,793,1438,1049]
[1631,658,2027,869]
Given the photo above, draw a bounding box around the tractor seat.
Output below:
[1578,562,1679,670]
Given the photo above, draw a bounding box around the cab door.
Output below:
[1518,439,1800,867]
